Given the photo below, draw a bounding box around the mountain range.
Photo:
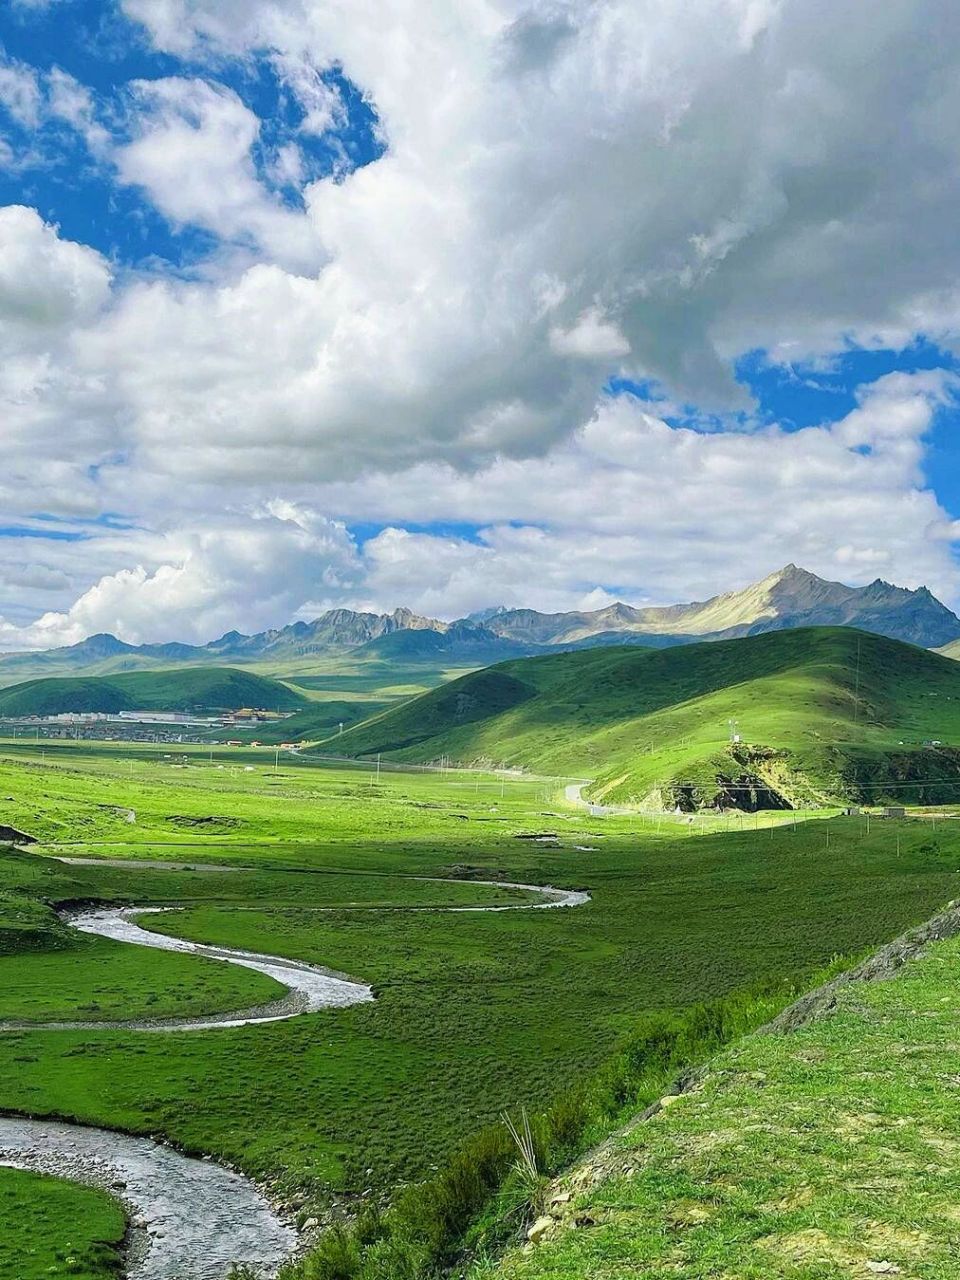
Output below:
[1,565,957,682]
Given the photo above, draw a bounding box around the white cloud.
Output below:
[0,55,41,129]
[76,0,960,492]
[0,205,111,330]
[46,68,111,155]
[319,370,960,616]
[0,367,954,649]
[550,308,631,360]
[116,77,324,271]
[0,506,361,649]
[1,1,960,643]
[273,54,346,138]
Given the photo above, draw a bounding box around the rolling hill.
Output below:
[0,668,308,718]
[333,627,960,809]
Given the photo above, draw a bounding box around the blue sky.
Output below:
[0,0,959,646]
[0,0,382,269]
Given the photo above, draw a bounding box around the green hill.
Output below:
[222,697,391,743]
[0,667,308,717]
[333,627,960,809]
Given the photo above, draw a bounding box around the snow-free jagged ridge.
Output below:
[0,566,957,681]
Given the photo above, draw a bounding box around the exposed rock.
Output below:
[527,1216,554,1244]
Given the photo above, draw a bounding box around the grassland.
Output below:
[0,667,309,717]
[334,627,960,808]
[485,924,960,1280]
[0,1167,125,1279]
[0,738,958,1217]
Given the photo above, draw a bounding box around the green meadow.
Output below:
[0,1167,125,1280]
[0,733,959,1268]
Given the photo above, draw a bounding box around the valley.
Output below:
[7,6,959,1276]
[1,720,960,1276]
[5,593,960,1277]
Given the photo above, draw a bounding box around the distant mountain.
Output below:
[484,565,960,650]
[206,607,441,660]
[354,621,536,663]
[0,632,210,677]
[0,566,956,684]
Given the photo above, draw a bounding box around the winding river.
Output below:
[0,1116,296,1280]
[2,863,590,1278]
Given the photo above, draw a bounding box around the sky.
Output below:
[1,0,960,649]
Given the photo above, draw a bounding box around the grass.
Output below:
[0,741,959,1218]
[334,627,960,808]
[484,926,960,1280]
[1,733,960,1276]
[0,1166,125,1278]
[277,982,804,1280]
[0,667,309,716]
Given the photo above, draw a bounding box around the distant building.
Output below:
[883,806,906,818]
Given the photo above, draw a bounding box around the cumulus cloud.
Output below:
[0,506,361,649]
[1,0,960,641]
[0,205,111,330]
[0,368,954,649]
[325,370,960,616]
[0,209,116,520]
[116,77,324,271]
[31,0,942,495]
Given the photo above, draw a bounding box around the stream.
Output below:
[3,864,590,1277]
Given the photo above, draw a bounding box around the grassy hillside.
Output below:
[0,667,308,716]
[223,697,391,743]
[486,923,960,1280]
[334,627,960,808]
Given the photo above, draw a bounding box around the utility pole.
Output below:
[376,753,381,783]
